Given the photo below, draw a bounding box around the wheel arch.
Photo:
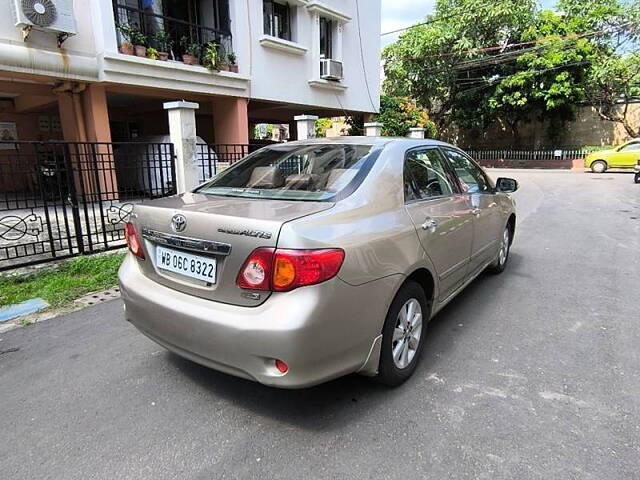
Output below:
[507,213,516,245]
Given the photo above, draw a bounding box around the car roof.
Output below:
[282,136,455,149]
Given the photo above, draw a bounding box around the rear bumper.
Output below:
[118,254,398,388]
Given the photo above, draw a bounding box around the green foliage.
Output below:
[344,115,364,136]
[154,30,172,52]
[227,52,237,65]
[146,47,159,60]
[130,28,147,46]
[315,118,334,137]
[375,95,437,137]
[203,42,221,71]
[0,253,125,308]
[180,37,202,58]
[383,0,639,142]
[116,23,136,44]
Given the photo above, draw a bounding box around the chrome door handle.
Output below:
[421,218,438,230]
[471,208,481,216]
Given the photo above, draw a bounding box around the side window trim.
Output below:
[403,146,460,204]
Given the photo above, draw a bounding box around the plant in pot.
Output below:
[116,23,135,55]
[154,30,172,61]
[227,52,238,73]
[131,29,148,57]
[146,47,159,60]
[203,42,222,71]
[180,37,201,65]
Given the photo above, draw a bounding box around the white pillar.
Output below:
[408,127,425,139]
[294,114,319,140]
[164,101,200,194]
[364,122,383,137]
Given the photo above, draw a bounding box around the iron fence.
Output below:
[197,144,264,182]
[0,141,175,271]
[466,147,589,162]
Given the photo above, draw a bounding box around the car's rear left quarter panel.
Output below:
[277,144,432,342]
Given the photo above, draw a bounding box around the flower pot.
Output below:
[218,62,229,71]
[120,42,134,55]
[158,52,169,61]
[134,45,147,57]
[182,54,199,65]
[229,64,238,73]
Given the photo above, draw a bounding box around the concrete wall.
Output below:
[456,103,640,148]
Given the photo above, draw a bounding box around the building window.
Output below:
[263,0,291,40]
[319,17,333,58]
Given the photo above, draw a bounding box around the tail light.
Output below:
[125,222,145,259]
[237,248,344,292]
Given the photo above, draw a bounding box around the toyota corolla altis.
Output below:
[119,138,518,388]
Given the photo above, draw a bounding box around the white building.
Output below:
[0,0,381,146]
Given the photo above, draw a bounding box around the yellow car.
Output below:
[584,140,640,173]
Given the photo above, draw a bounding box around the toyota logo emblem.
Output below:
[171,214,187,233]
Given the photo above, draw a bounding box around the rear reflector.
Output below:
[275,359,288,374]
[125,222,145,259]
[237,248,345,292]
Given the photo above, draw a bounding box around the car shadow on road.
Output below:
[166,252,527,431]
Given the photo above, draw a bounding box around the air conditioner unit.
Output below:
[12,0,77,37]
[320,58,343,81]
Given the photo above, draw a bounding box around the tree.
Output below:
[315,118,334,138]
[375,94,437,137]
[383,0,639,143]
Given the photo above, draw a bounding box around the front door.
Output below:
[610,141,640,168]
[442,148,503,275]
[403,147,474,302]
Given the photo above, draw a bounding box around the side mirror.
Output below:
[496,177,518,193]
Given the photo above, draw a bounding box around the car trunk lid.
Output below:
[131,192,333,306]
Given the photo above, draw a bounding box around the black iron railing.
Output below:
[465,147,589,162]
[0,141,175,271]
[112,1,233,61]
[197,144,265,183]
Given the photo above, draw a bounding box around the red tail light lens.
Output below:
[125,222,145,259]
[236,248,345,292]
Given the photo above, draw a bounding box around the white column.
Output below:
[408,127,426,139]
[164,101,200,194]
[294,114,319,140]
[364,122,383,137]
[310,11,321,79]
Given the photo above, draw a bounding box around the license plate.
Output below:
[156,246,217,283]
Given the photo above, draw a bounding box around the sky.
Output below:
[380,0,557,47]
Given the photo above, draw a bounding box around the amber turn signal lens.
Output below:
[273,256,296,290]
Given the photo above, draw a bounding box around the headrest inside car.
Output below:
[285,174,314,190]
[248,167,285,188]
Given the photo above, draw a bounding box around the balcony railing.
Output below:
[112,1,232,62]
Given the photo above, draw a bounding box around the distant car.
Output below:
[584,139,640,173]
[119,138,518,388]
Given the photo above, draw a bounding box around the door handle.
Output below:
[421,218,438,230]
[471,208,481,216]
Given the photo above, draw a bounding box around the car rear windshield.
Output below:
[195,143,376,201]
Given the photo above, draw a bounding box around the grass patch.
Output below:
[0,253,125,308]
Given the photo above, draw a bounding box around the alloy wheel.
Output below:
[392,298,423,369]
[499,227,510,266]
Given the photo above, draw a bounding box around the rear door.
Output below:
[441,148,503,275]
[403,147,474,302]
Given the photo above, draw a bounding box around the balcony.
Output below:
[112,0,233,63]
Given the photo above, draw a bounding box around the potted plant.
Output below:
[154,30,172,61]
[146,47,159,60]
[203,41,221,71]
[180,37,201,65]
[130,29,147,57]
[227,52,238,73]
[116,23,135,55]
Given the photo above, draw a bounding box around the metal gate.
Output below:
[0,141,176,271]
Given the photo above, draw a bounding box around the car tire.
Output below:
[590,160,607,173]
[487,224,512,274]
[376,281,429,387]
[635,172,640,184]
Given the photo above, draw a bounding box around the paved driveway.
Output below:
[1,169,639,479]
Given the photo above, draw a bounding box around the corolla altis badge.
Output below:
[217,227,272,240]
[171,214,187,233]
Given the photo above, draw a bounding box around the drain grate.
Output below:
[74,287,121,307]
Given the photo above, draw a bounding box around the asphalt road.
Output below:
[1,169,639,480]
